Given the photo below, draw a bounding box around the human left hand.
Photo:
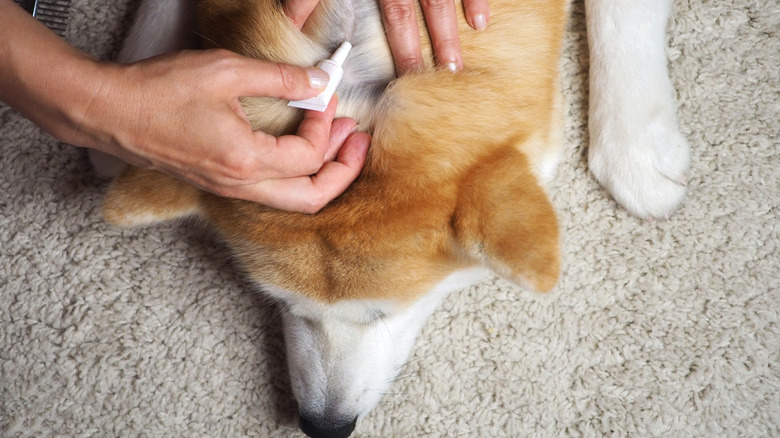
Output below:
[284,0,490,75]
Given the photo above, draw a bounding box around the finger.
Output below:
[380,0,424,75]
[253,96,339,178]
[293,95,341,159]
[463,0,489,31]
[284,0,320,29]
[250,131,370,213]
[306,130,371,208]
[420,0,463,71]
[227,56,330,101]
[324,117,359,162]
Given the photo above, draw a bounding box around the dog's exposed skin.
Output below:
[94,0,690,436]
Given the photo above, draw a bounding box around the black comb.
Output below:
[14,0,71,37]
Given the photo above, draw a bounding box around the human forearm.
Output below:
[0,0,112,148]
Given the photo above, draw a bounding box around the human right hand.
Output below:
[1,0,368,213]
[86,50,370,213]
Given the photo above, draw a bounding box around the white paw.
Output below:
[588,109,690,220]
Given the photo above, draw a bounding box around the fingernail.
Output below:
[472,14,487,31]
[306,67,330,91]
[446,62,459,73]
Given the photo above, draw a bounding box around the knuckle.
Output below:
[435,37,460,54]
[210,49,240,70]
[208,50,243,83]
[209,48,233,60]
[381,0,416,24]
[222,149,256,181]
[420,0,452,13]
[395,54,423,72]
[310,156,327,174]
[275,63,302,93]
[301,195,327,214]
[300,153,326,176]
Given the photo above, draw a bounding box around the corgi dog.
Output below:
[94,0,690,436]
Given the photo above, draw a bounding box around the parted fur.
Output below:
[104,0,567,302]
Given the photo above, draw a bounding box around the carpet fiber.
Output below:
[2,0,778,436]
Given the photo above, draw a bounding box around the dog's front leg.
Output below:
[585,0,690,220]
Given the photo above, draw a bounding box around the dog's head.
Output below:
[103,123,560,435]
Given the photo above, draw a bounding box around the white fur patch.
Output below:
[268,267,490,422]
[585,0,690,219]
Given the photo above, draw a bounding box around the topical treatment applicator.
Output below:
[289,41,352,112]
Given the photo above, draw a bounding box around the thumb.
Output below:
[234,58,330,101]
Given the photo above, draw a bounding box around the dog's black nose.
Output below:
[298,413,358,438]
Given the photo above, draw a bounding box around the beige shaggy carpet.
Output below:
[2,0,778,436]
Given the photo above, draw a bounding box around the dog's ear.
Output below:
[102,167,202,227]
[453,147,560,293]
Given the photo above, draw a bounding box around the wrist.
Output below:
[62,59,128,152]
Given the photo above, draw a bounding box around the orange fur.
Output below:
[104,0,567,303]
[103,167,201,226]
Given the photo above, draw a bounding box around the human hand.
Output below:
[86,50,370,214]
[0,1,368,213]
[284,0,490,75]
[380,0,489,74]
